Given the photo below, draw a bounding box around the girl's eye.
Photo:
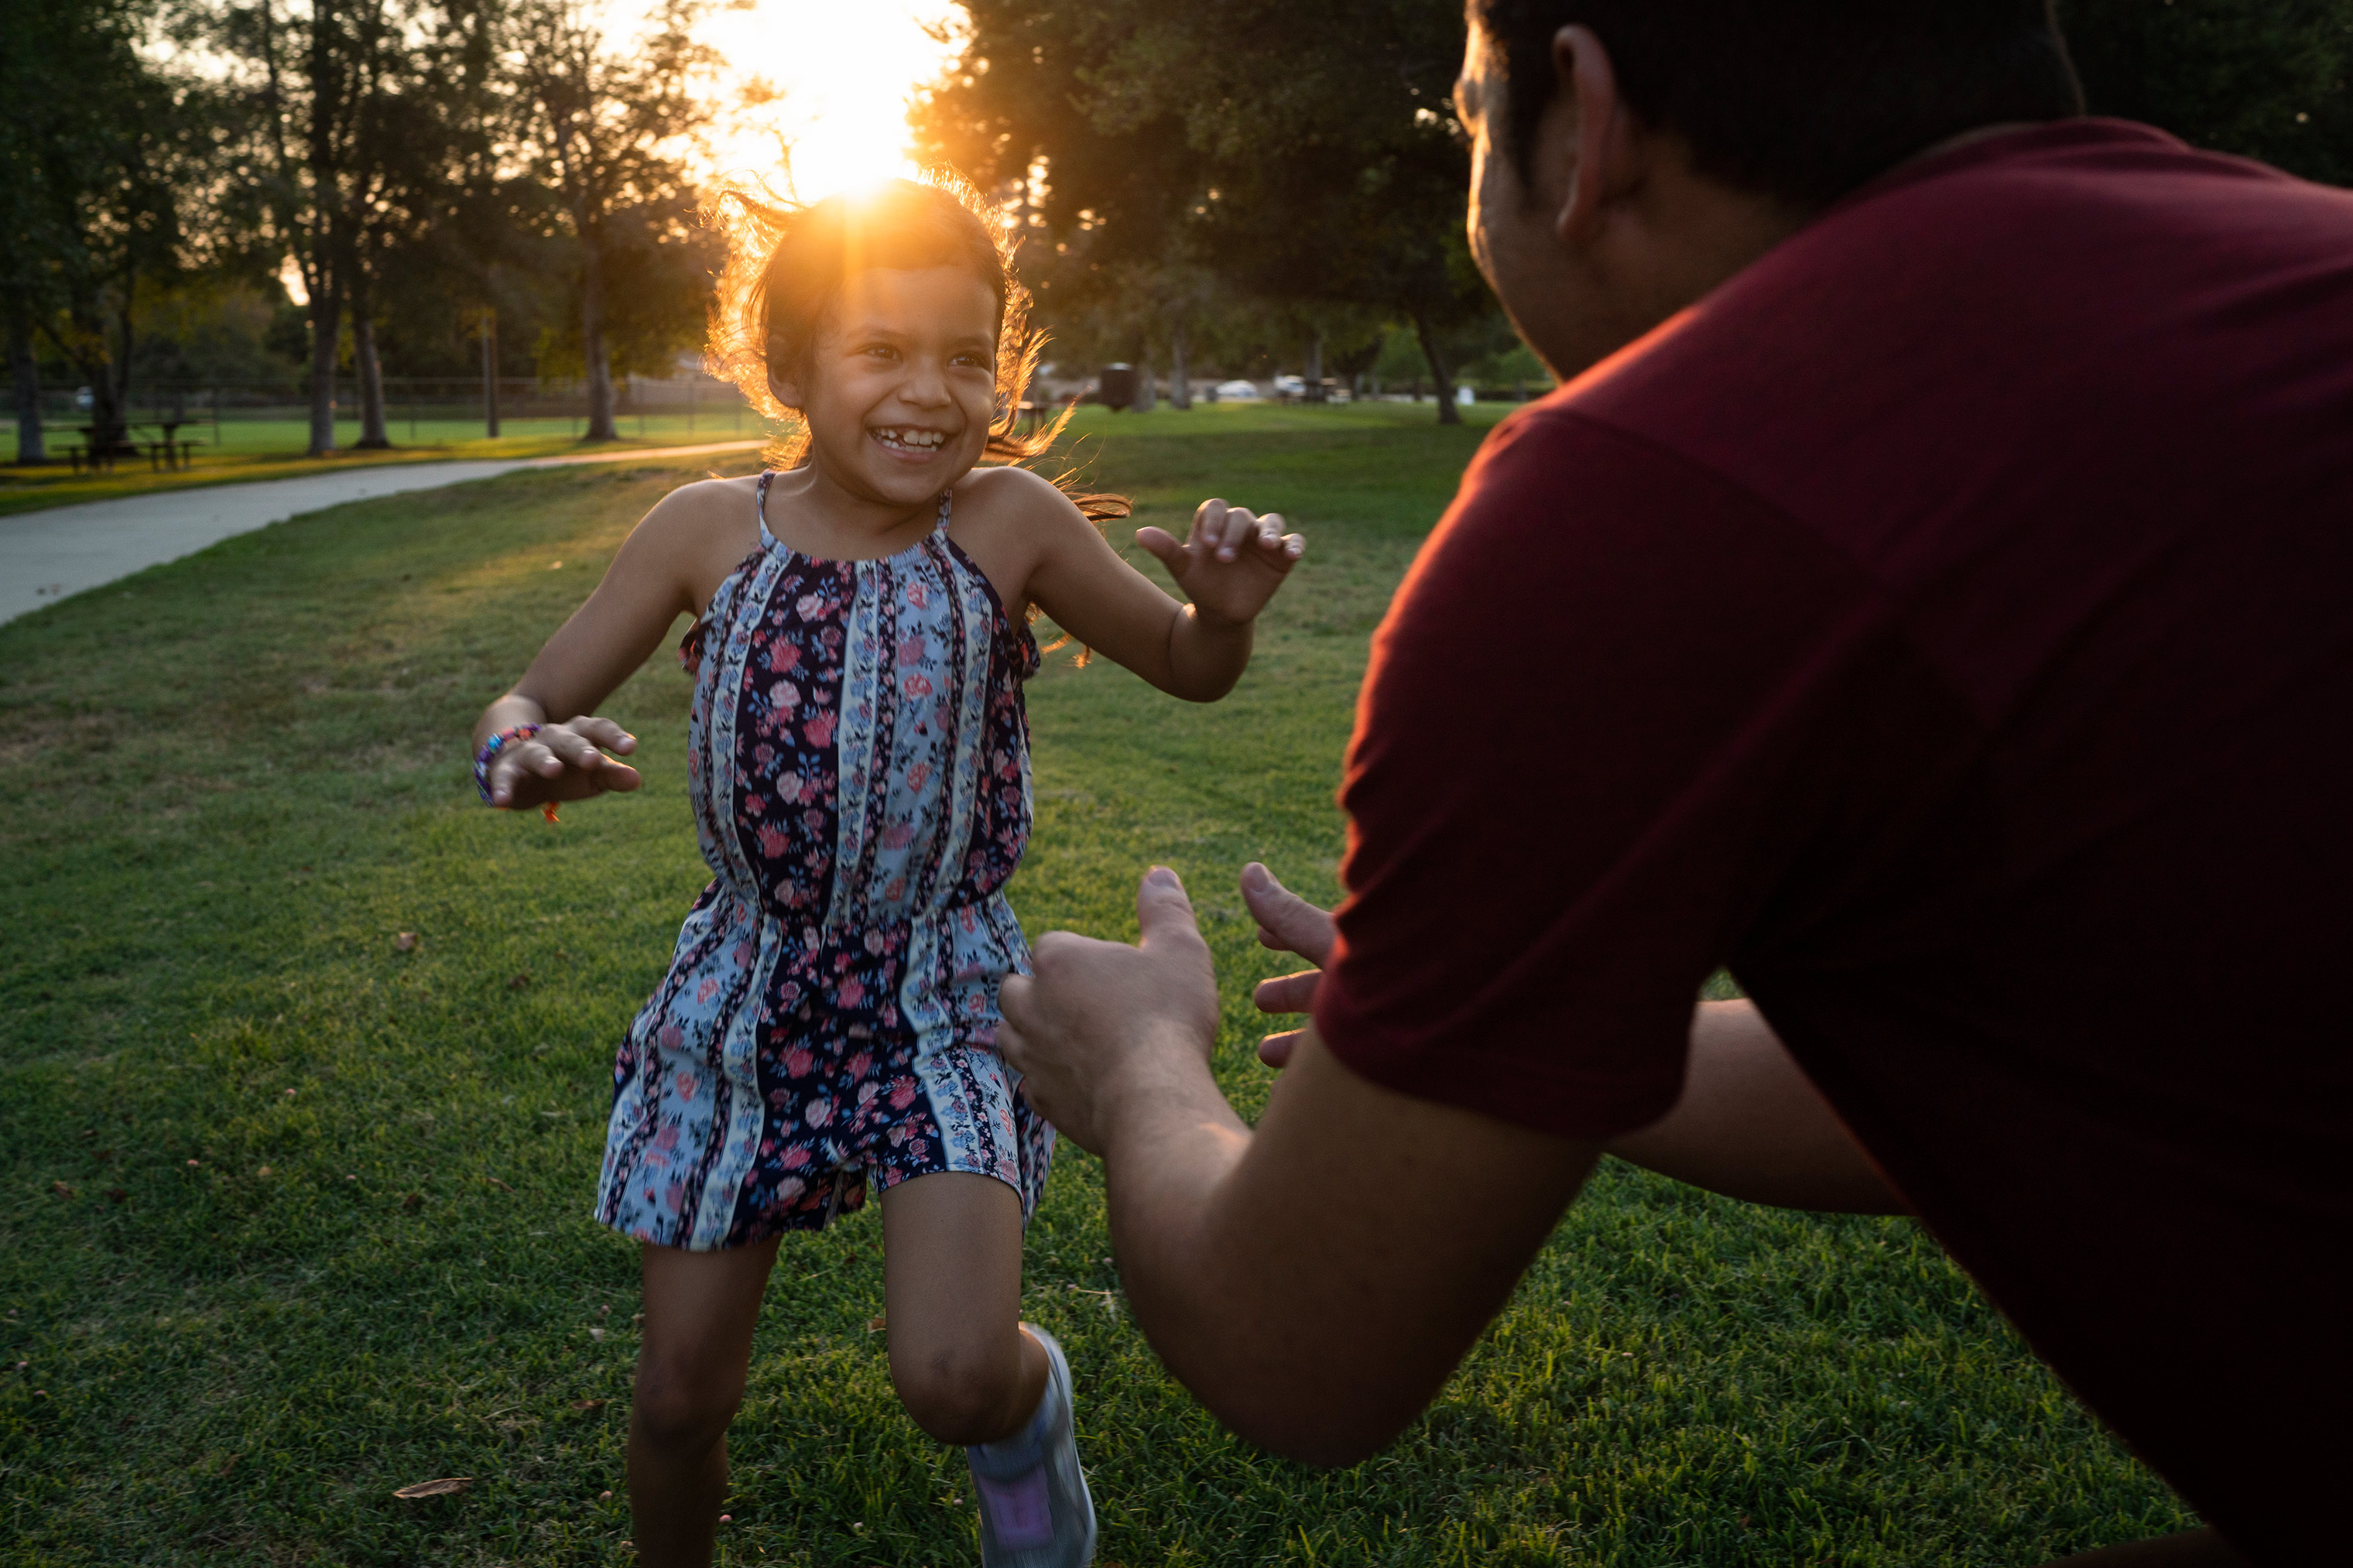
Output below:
[952,352,989,369]
[861,344,899,361]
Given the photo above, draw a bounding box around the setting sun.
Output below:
[691,0,964,200]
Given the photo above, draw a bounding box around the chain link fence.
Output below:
[12,375,757,461]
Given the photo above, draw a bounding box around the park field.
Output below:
[0,413,764,520]
[0,402,2194,1565]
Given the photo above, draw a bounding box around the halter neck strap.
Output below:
[755,471,780,551]
[755,473,950,552]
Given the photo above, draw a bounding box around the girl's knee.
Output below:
[632,1353,745,1453]
[891,1339,1026,1446]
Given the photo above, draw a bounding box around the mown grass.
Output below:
[0,415,762,519]
[0,401,2195,1565]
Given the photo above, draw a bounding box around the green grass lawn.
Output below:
[0,413,764,519]
[0,402,2194,1565]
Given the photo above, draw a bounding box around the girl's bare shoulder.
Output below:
[946,466,1095,609]
[625,474,764,608]
[635,473,762,543]
[951,464,1091,536]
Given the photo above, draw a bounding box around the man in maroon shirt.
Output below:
[998,4,2351,1563]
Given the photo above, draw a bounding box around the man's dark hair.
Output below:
[1468,2,2086,208]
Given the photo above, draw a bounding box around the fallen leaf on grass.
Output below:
[485,1176,513,1192]
[392,1477,474,1500]
[106,1188,127,1203]
[394,932,419,952]
[401,1192,423,1212]
[507,973,530,991]
[572,1399,607,1413]
[51,1181,74,1199]
[866,1313,888,1333]
[588,1327,605,1341]
[217,1453,241,1477]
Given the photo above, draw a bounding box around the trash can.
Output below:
[1098,364,1137,412]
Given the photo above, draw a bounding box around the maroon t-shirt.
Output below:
[1314,122,2352,1560]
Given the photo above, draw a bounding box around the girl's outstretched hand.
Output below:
[481,716,643,809]
[1136,498,1306,626]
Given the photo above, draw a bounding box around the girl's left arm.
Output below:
[1005,472,1304,702]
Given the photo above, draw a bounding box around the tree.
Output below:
[0,0,201,457]
[214,0,410,455]
[509,0,711,443]
[2062,0,2353,187]
[916,0,1488,423]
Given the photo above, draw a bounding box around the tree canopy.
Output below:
[6,0,2349,463]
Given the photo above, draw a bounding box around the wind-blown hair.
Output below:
[704,170,1118,515]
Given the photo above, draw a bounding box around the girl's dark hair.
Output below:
[705,169,1127,526]
[1469,0,2085,209]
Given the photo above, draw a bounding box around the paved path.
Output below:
[0,440,764,626]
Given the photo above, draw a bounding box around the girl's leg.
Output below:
[879,1171,1048,1444]
[628,1236,781,1568]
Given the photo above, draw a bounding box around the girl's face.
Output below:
[776,265,1000,509]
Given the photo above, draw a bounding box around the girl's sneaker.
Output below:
[964,1323,1095,1567]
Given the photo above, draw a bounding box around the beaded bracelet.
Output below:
[474,723,543,804]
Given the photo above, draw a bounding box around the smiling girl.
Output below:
[467,173,1301,1568]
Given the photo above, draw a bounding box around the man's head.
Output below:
[1461,2,2084,376]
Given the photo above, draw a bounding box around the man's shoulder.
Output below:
[1539,120,2353,590]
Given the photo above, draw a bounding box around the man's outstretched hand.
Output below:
[1243,861,1334,1067]
[998,866,1227,1154]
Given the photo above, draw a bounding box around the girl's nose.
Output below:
[901,362,953,406]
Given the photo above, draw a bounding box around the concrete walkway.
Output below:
[0,439,764,626]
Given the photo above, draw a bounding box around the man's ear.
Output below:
[1552,25,1641,245]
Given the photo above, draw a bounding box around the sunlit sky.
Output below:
[276,2,964,305]
[673,0,965,199]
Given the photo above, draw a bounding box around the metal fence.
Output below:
[14,375,758,450]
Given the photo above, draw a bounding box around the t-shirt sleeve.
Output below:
[1312,408,1892,1139]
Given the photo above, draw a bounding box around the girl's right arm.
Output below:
[471,479,752,810]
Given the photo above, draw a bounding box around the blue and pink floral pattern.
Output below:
[596,478,1049,1249]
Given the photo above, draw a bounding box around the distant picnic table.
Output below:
[67,420,202,475]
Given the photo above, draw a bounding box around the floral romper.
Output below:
[595,474,1050,1250]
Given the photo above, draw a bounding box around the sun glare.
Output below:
[692,0,963,202]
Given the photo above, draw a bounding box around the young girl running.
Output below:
[469,173,1302,1568]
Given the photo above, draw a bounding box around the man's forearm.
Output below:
[1603,999,1909,1214]
[1000,870,1595,1464]
[1099,1038,1597,1464]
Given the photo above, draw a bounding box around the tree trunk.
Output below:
[110,275,138,443]
[482,302,501,437]
[1306,328,1325,403]
[580,231,617,442]
[307,276,341,456]
[1134,353,1156,413]
[1168,321,1190,409]
[1411,309,1461,427]
[73,296,131,453]
[353,311,390,448]
[9,308,48,465]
